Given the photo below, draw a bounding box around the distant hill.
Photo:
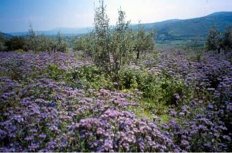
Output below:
[0,32,12,40]
[10,27,92,36]
[7,12,232,43]
[141,12,232,41]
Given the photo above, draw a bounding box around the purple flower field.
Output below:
[0,51,231,152]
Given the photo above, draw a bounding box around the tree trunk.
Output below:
[136,50,140,59]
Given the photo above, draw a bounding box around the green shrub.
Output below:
[0,35,7,51]
[0,41,7,51]
[118,69,138,89]
[223,26,232,50]
[47,64,65,81]
[74,34,94,54]
[206,28,220,51]
[55,32,68,52]
[23,25,67,52]
[6,36,25,51]
[15,49,25,53]
[118,68,189,106]
[66,66,113,90]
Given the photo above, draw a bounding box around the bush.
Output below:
[223,26,232,50]
[0,41,7,51]
[66,66,113,90]
[206,26,232,52]
[0,37,7,51]
[55,32,68,52]
[47,64,65,81]
[23,25,67,52]
[118,68,189,106]
[74,34,94,54]
[206,27,221,51]
[5,36,25,51]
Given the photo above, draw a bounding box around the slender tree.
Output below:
[25,24,37,51]
[93,0,111,72]
[55,32,67,52]
[110,8,131,73]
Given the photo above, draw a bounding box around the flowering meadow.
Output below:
[0,50,231,152]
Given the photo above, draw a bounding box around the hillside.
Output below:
[10,27,92,36]
[142,12,232,41]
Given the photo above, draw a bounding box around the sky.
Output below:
[0,0,232,33]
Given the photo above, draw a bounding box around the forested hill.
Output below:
[140,12,232,41]
[4,12,232,43]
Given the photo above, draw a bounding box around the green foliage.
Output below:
[66,66,113,90]
[64,66,188,113]
[92,0,155,75]
[223,26,232,50]
[24,24,38,51]
[74,37,86,51]
[47,64,65,81]
[15,49,25,53]
[4,32,67,52]
[68,65,187,107]
[0,35,7,51]
[74,35,92,51]
[5,36,25,51]
[118,67,142,87]
[134,25,155,59]
[205,26,232,52]
[36,35,55,51]
[46,64,113,90]
[1,26,57,52]
[0,42,7,51]
[118,68,189,106]
[23,25,67,52]
[206,27,221,51]
[64,66,189,117]
[92,0,111,73]
[74,34,94,56]
[109,9,135,74]
[116,67,193,119]
[55,32,68,52]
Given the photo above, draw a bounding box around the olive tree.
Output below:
[24,24,38,51]
[110,9,133,74]
[91,0,155,75]
[134,25,154,59]
[93,0,111,72]
[55,32,67,52]
[93,1,135,75]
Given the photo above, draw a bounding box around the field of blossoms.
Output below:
[0,50,231,152]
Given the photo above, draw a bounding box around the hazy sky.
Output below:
[0,0,232,33]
